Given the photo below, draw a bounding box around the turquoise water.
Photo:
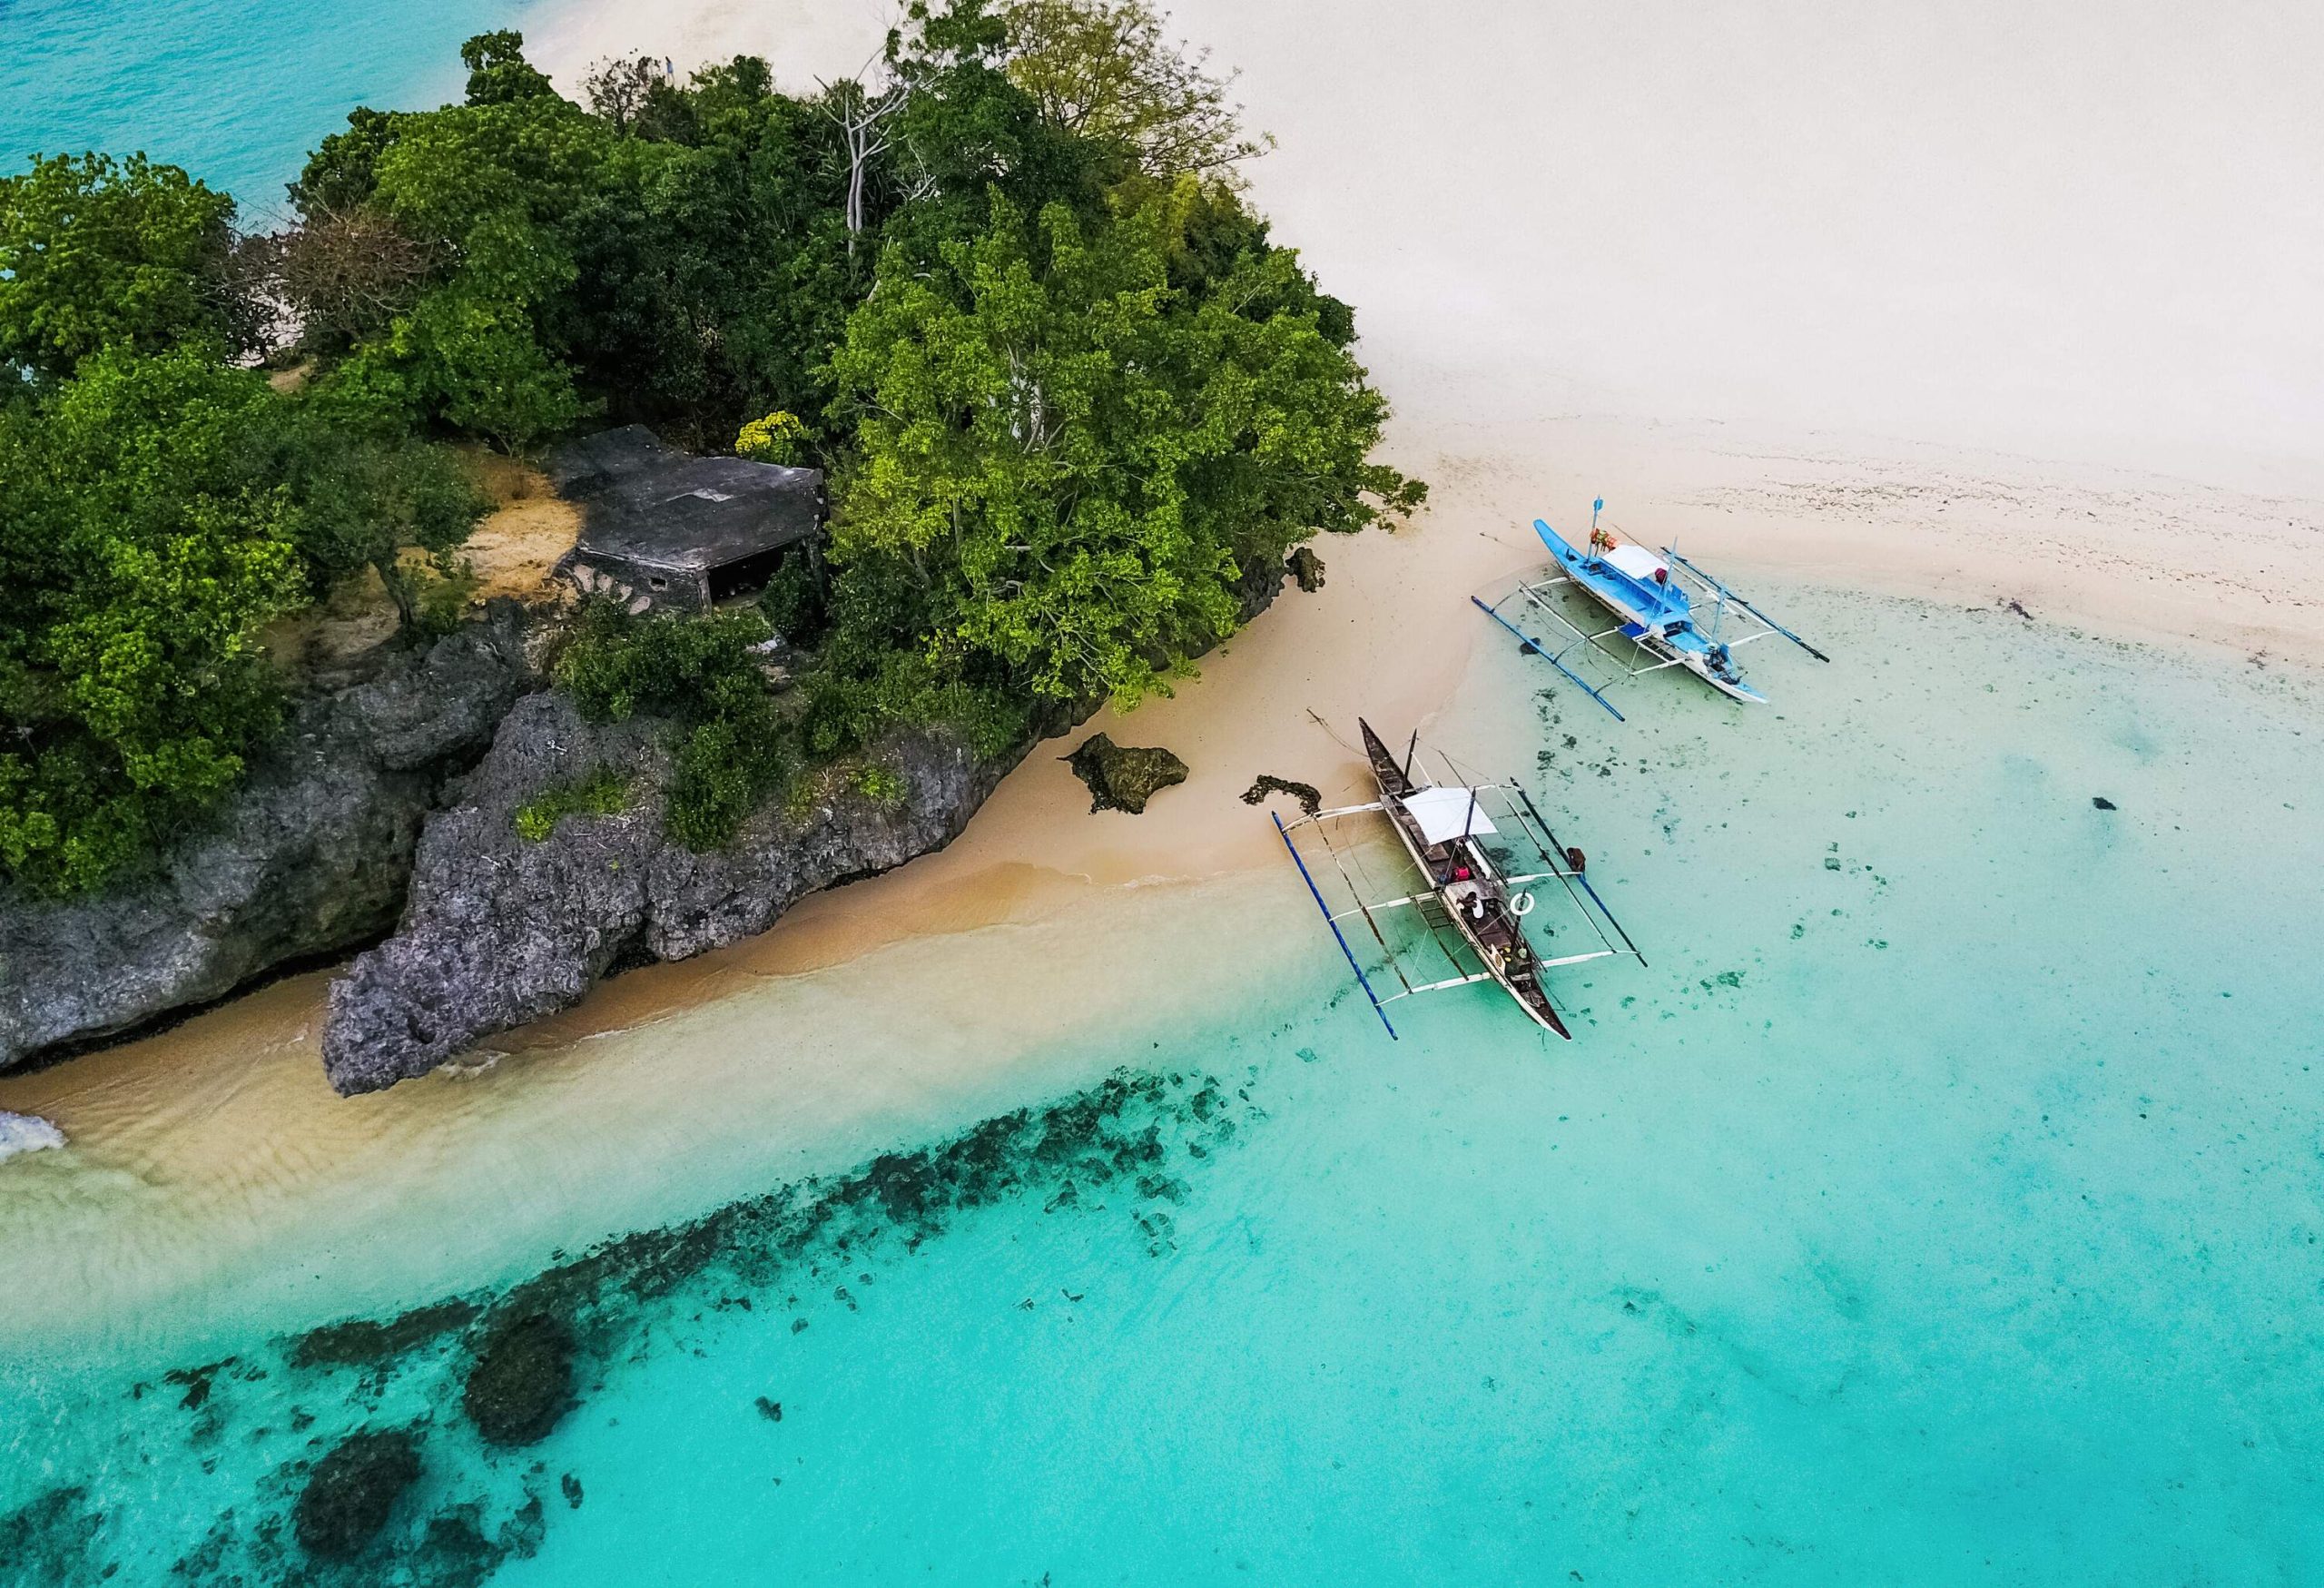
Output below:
[5,587,2322,1583]
[0,0,525,213]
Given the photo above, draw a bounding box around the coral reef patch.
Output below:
[463,1313,576,1447]
[5,1060,1265,1584]
[294,1428,422,1559]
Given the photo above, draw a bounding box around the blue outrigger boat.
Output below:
[1472,501,1828,720]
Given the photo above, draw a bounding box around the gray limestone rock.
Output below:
[0,604,538,1072]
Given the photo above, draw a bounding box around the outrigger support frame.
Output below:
[1273,753,1645,1037]
[1661,548,1832,665]
[1511,784,1647,967]
[1470,594,1628,721]
[1273,811,1398,1039]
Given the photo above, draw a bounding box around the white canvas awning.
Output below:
[1402,785,1498,845]
[1605,544,1668,581]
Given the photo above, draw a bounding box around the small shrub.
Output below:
[408,554,478,638]
[550,602,797,851]
[734,409,810,465]
[555,600,773,724]
[512,765,628,843]
[853,762,906,805]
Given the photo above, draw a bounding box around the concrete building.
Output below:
[548,426,824,612]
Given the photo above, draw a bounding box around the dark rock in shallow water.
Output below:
[0,604,539,1074]
[293,1299,478,1369]
[2092,795,2118,811]
[754,1396,783,1423]
[294,1428,421,1559]
[1286,546,1326,592]
[163,1357,235,1412]
[1065,735,1188,814]
[561,1473,584,1509]
[464,1312,576,1447]
[1239,774,1322,816]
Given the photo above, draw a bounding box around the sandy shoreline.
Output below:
[5,0,2324,1336]
[5,415,2316,1222]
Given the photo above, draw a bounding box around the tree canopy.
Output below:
[0,1,1423,888]
[0,153,254,380]
[831,183,1416,707]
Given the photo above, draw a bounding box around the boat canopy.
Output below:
[1402,785,1500,845]
[1604,544,1668,582]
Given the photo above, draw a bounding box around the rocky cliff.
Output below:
[0,605,539,1073]
[319,555,1290,1094]
[2,549,1289,1089]
[319,697,1019,1094]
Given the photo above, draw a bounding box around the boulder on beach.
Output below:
[1286,546,1326,593]
[1064,735,1189,814]
[0,1111,65,1163]
[294,1428,421,1559]
[1239,774,1322,816]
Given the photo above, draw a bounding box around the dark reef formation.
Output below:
[294,1300,479,1370]
[462,1312,576,1447]
[0,604,540,1074]
[294,1429,423,1559]
[0,1485,104,1588]
[1065,735,1190,814]
[13,1060,1265,1584]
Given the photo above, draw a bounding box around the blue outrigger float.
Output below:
[1472,501,1829,719]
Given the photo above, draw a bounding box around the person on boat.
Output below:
[1464,893,1490,927]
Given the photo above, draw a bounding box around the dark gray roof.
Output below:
[547,425,823,573]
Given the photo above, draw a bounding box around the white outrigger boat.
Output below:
[1472,500,1828,719]
[1271,721,1643,1040]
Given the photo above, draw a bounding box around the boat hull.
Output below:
[1358,722,1572,1040]
[1531,519,1767,704]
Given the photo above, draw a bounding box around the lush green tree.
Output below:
[0,153,254,380]
[1000,0,1269,182]
[828,183,1421,710]
[461,30,559,107]
[0,349,303,893]
[330,87,611,446]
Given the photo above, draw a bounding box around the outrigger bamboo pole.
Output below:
[1273,813,1399,1040]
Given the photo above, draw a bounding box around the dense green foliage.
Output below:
[554,602,795,849]
[0,350,300,891]
[0,153,255,381]
[0,344,489,893]
[2,0,1420,889]
[831,182,1420,706]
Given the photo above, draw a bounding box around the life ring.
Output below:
[1509,890,1537,918]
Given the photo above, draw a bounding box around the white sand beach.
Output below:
[5,0,2321,1335]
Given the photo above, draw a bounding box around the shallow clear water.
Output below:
[0,0,524,212]
[5,587,2321,1584]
